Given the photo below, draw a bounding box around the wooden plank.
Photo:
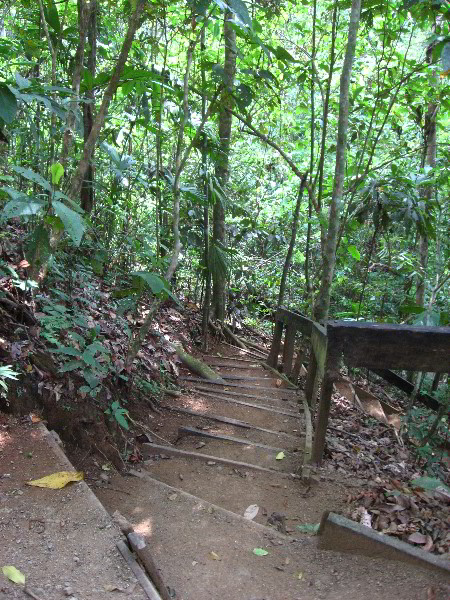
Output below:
[312,372,334,464]
[202,362,260,369]
[221,374,277,381]
[181,376,298,394]
[205,355,261,363]
[301,398,313,481]
[304,353,318,406]
[162,404,301,440]
[329,321,450,371]
[311,323,328,378]
[141,443,293,475]
[267,318,284,367]
[117,541,163,600]
[282,324,296,377]
[318,512,450,577]
[194,389,302,418]
[193,384,299,403]
[292,347,306,380]
[371,368,439,410]
[178,426,289,453]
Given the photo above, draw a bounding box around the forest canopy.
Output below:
[0,0,449,327]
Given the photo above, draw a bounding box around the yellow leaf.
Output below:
[2,565,26,585]
[26,471,84,489]
[210,551,221,560]
[276,452,285,460]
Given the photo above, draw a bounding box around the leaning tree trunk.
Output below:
[313,0,362,323]
[212,10,236,321]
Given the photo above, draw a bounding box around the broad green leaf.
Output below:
[52,200,85,246]
[275,451,285,460]
[347,245,361,260]
[411,477,450,493]
[114,409,129,430]
[25,224,51,267]
[274,46,299,63]
[15,73,31,89]
[2,566,25,585]
[0,84,18,124]
[132,271,166,295]
[228,0,252,27]
[2,199,44,218]
[83,370,101,389]
[252,548,268,556]
[49,162,64,185]
[44,0,61,33]
[296,523,320,534]
[11,166,53,193]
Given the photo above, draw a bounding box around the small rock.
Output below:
[179,473,184,481]
[195,442,206,449]
[206,461,216,466]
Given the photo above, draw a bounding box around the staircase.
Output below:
[93,345,445,600]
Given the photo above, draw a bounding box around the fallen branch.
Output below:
[174,344,225,383]
[222,323,247,349]
[114,511,171,600]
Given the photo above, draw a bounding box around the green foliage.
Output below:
[105,400,130,430]
[0,365,19,395]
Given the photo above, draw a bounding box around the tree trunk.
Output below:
[313,0,362,322]
[212,10,236,321]
[416,59,437,309]
[277,174,308,308]
[81,1,97,214]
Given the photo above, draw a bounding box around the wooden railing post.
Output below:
[304,353,318,405]
[282,323,297,377]
[267,318,284,368]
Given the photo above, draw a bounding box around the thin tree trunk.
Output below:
[277,174,308,308]
[201,24,211,351]
[314,0,361,322]
[212,10,236,321]
[81,0,97,214]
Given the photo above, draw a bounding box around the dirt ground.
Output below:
[0,416,147,600]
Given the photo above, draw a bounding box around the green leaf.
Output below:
[347,245,361,260]
[83,370,101,389]
[252,548,268,556]
[25,224,51,267]
[49,162,64,185]
[228,0,252,27]
[44,0,61,33]
[11,166,52,192]
[2,199,44,218]
[274,46,299,63]
[296,523,320,535]
[411,476,450,493]
[59,360,84,373]
[0,84,18,124]
[52,200,85,246]
[131,271,166,295]
[2,565,25,585]
[275,451,285,460]
[114,409,129,430]
[51,346,82,358]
